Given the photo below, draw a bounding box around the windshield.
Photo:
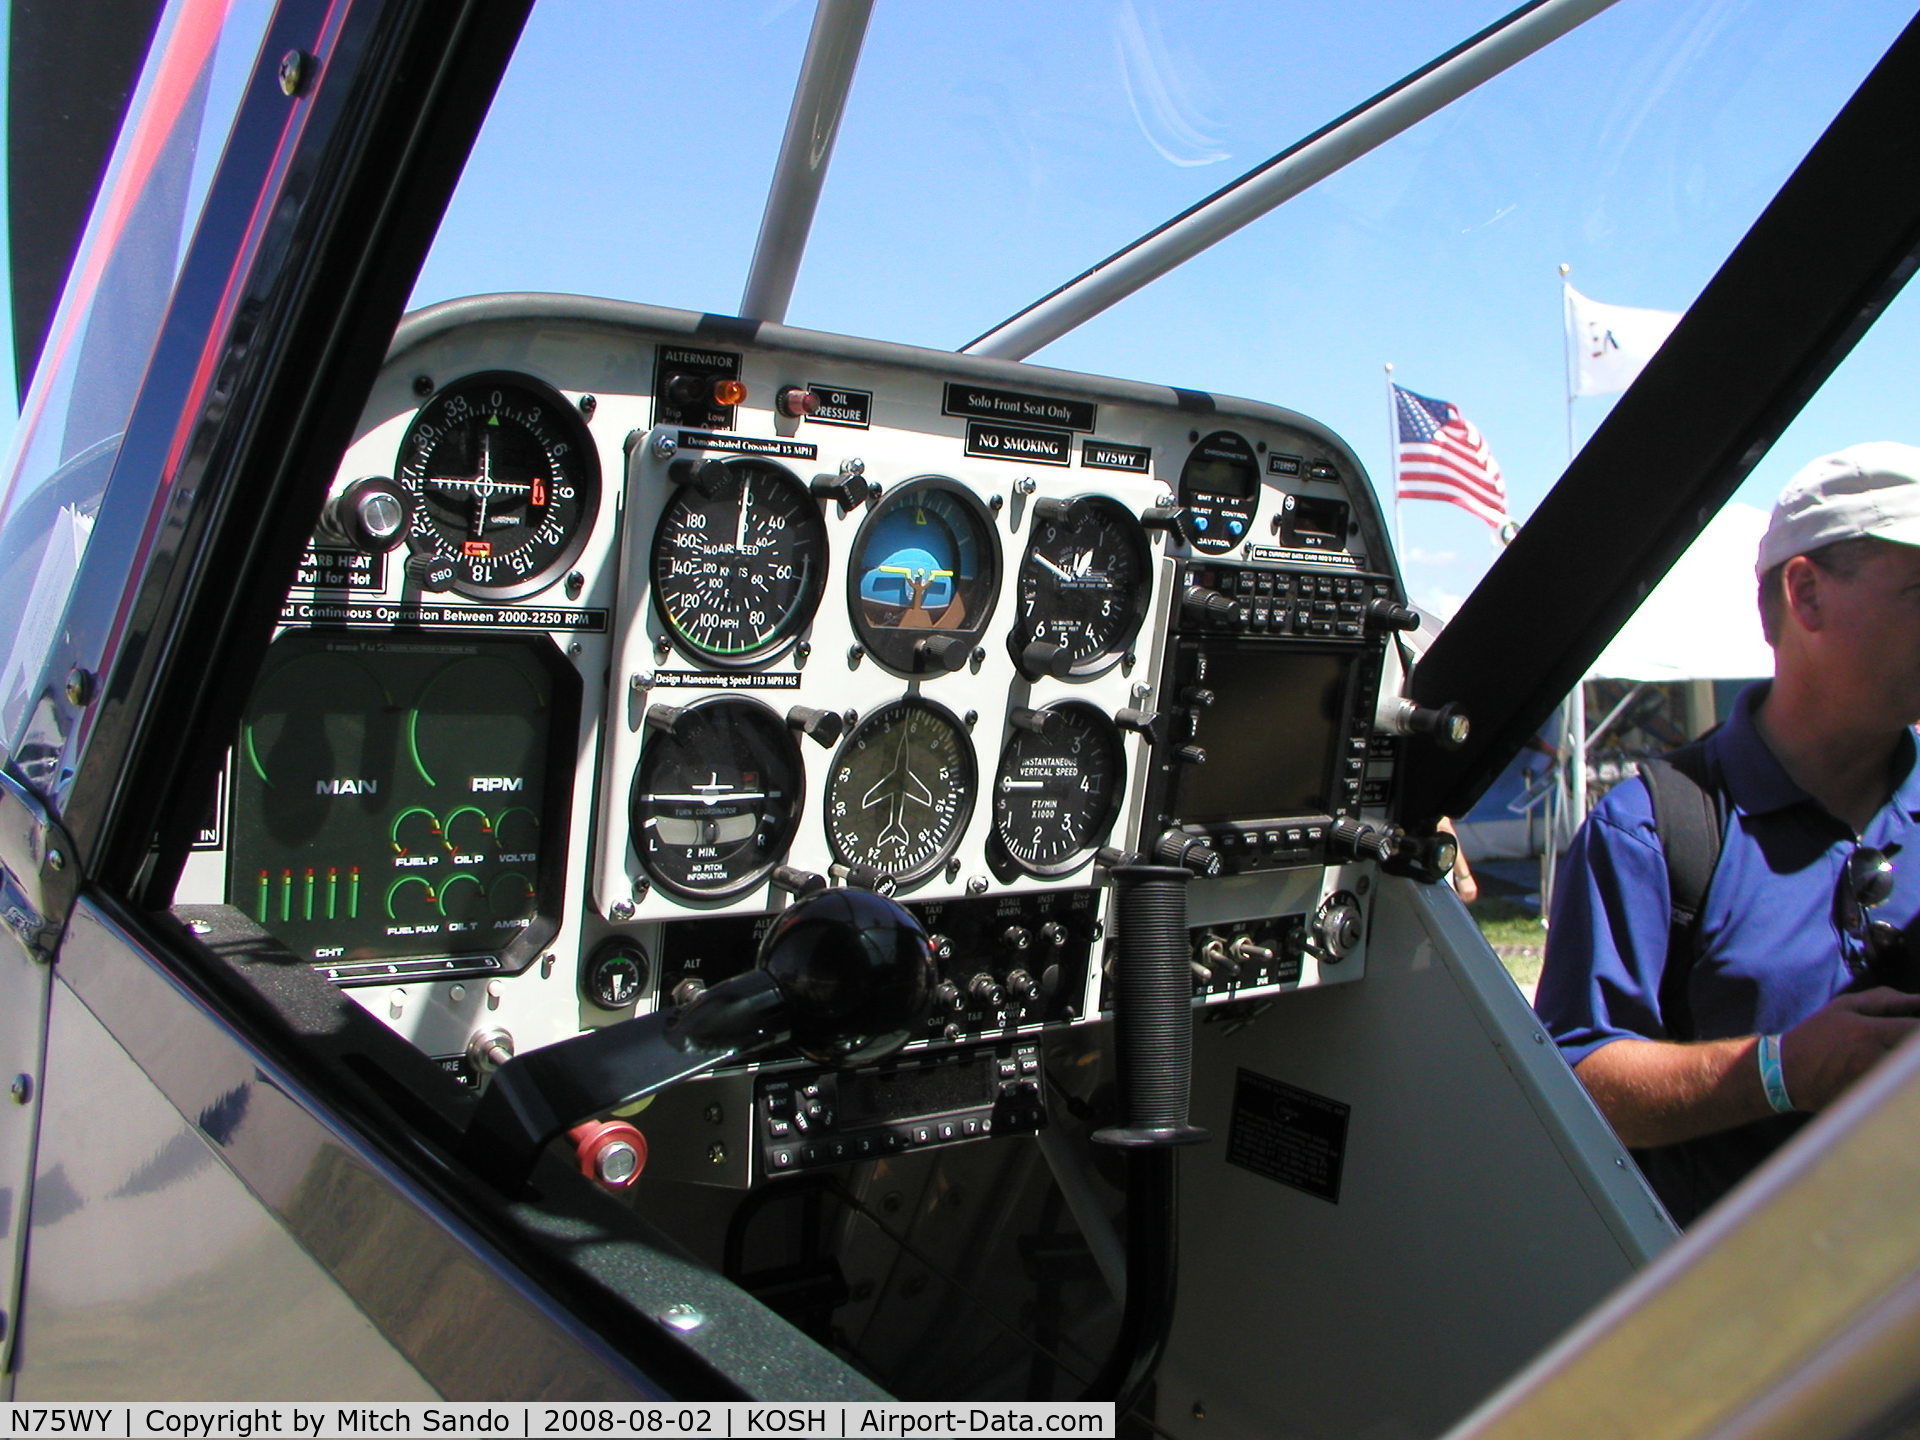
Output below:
[410,0,1919,628]
[0,0,274,765]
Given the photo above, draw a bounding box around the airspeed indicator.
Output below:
[650,455,828,667]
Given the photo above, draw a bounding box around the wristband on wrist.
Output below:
[1758,1033,1796,1114]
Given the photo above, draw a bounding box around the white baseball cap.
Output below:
[1756,442,1920,575]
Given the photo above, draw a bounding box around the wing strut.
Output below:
[960,0,1619,361]
[738,0,874,325]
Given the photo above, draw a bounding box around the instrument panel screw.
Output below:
[963,710,978,728]
[847,645,864,667]
[64,669,94,707]
[566,571,584,599]
[568,641,581,656]
[46,849,64,873]
[277,50,307,97]
[840,457,866,477]
[610,900,636,922]
[652,433,678,461]
[706,1144,727,1166]
[966,876,988,895]
[660,1303,707,1331]
[411,374,434,398]
[577,394,597,420]
[9,1075,30,1105]
[704,1103,724,1125]
[1014,476,1037,496]
[989,494,1005,512]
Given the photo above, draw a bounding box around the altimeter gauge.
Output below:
[1009,494,1151,679]
[631,697,807,899]
[650,455,829,667]
[396,371,600,600]
[824,697,976,888]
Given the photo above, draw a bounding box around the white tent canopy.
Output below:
[1587,501,1773,682]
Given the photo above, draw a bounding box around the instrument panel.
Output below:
[176,296,1411,1166]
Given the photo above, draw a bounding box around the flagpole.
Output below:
[1559,262,1576,464]
[1385,362,1401,564]
[1556,263,1588,884]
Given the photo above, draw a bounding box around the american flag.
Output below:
[1392,384,1510,530]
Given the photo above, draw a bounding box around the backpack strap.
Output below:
[1637,739,1726,1043]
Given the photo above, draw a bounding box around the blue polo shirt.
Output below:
[1535,683,1920,1223]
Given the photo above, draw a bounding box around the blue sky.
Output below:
[11,0,1919,617]
[408,0,1920,614]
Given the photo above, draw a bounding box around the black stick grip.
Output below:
[1095,865,1209,1147]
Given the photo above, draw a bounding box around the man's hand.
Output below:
[1574,988,1920,1149]
[1780,986,1920,1111]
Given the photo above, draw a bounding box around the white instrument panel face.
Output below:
[178,299,1399,1065]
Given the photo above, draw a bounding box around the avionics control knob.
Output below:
[1365,598,1422,632]
[320,476,411,554]
[1010,708,1064,739]
[999,925,1033,952]
[810,466,878,509]
[787,705,845,747]
[912,633,973,674]
[1031,496,1074,525]
[1314,895,1365,964]
[1180,585,1237,622]
[932,979,963,1012]
[1384,698,1471,749]
[1327,817,1399,863]
[1139,503,1182,532]
[1155,830,1223,877]
[1018,641,1075,680]
[1037,921,1069,949]
[770,865,827,899]
[1006,968,1038,1002]
[968,973,1007,1009]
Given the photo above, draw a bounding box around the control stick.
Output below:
[1083,864,1207,1416]
[461,888,935,1193]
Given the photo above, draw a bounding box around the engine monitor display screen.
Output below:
[228,630,573,978]
[1173,641,1352,823]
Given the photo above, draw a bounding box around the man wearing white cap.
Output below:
[1535,442,1920,1225]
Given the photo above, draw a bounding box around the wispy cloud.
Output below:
[1114,0,1231,168]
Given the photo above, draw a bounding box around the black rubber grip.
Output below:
[1096,864,1209,1147]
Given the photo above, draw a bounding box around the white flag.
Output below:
[1564,284,1682,396]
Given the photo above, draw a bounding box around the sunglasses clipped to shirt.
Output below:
[1839,843,1919,991]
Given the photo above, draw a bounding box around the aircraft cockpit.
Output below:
[7,3,1920,1435]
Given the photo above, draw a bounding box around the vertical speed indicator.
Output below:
[396,372,600,600]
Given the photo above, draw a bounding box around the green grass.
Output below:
[1468,895,1547,991]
